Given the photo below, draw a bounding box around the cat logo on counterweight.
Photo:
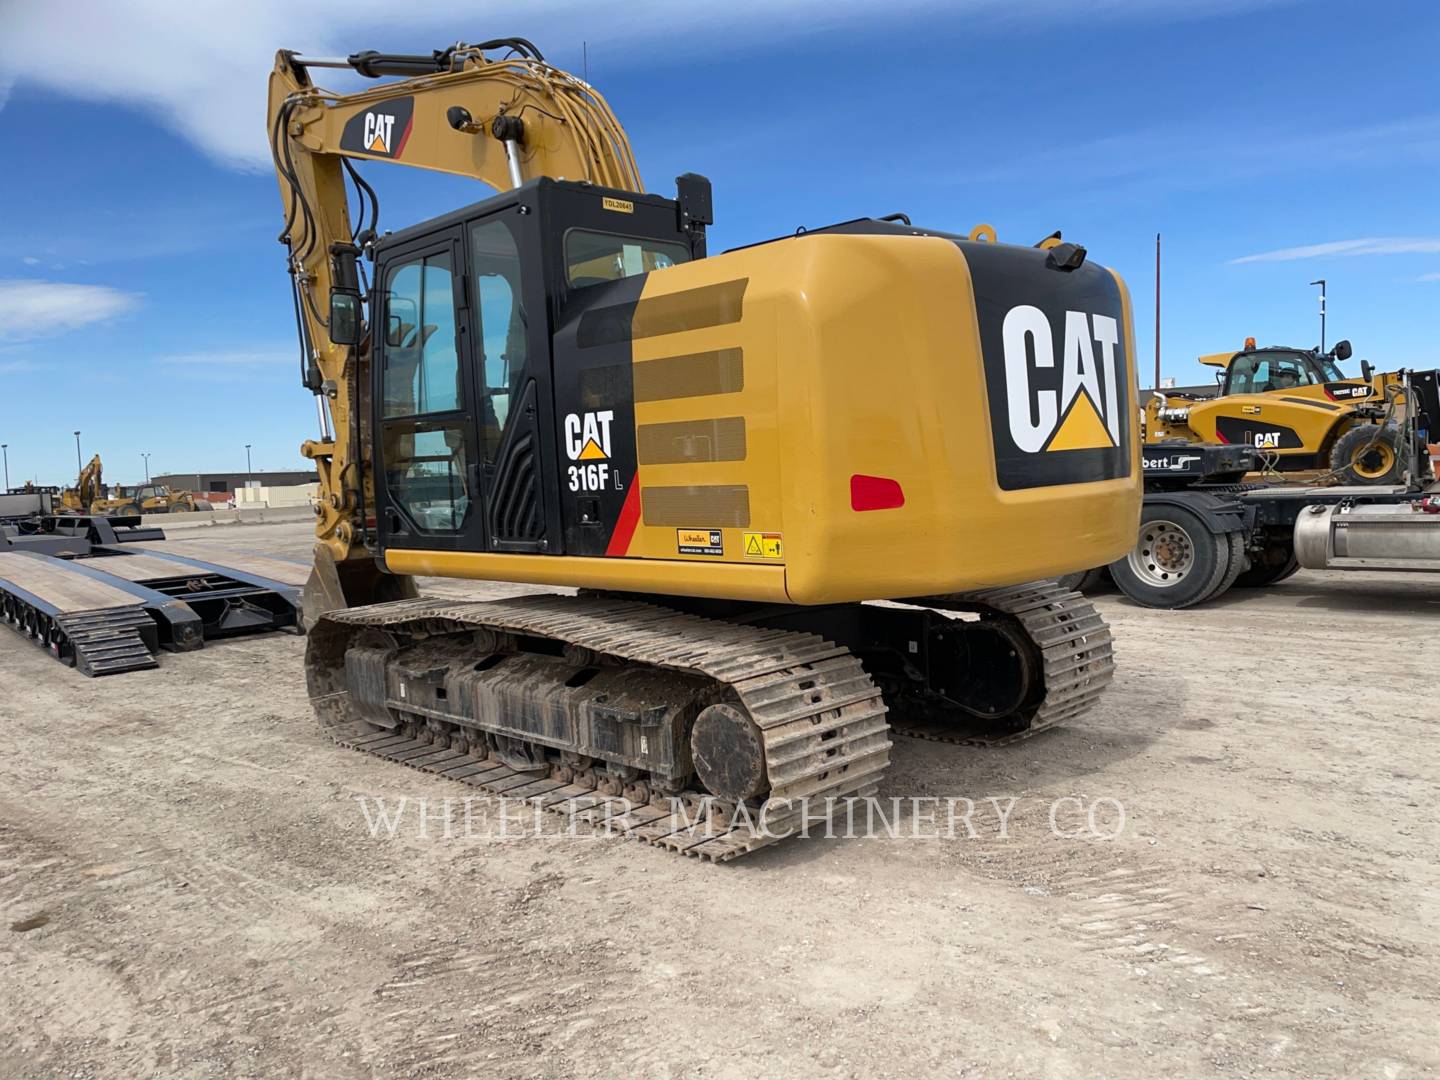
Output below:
[1003,305,1123,454]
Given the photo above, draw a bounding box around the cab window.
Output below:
[1227,354,1319,394]
[381,253,461,417]
[469,219,527,463]
[565,230,690,289]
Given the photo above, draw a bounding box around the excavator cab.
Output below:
[366,176,708,560]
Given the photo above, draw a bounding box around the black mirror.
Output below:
[386,314,404,348]
[1361,359,1374,381]
[329,292,362,346]
[1332,339,1352,361]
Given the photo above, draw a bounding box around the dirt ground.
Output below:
[1,520,1436,1079]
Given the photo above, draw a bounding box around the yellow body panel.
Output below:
[390,233,1142,605]
[385,549,788,601]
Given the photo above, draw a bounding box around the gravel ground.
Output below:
[1,520,1436,1078]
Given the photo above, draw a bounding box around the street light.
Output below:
[1309,278,1327,352]
[1,444,8,492]
[245,444,253,488]
[74,430,82,473]
[142,452,151,483]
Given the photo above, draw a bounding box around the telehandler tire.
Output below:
[1330,423,1404,485]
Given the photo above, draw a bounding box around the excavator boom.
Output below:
[268,41,640,601]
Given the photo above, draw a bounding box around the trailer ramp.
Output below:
[0,551,159,675]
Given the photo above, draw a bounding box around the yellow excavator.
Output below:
[268,39,1142,859]
[59,454,106,512]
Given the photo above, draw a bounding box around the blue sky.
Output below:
[1,0,1437,486]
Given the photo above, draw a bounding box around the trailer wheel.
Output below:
[1330,423,1404,484]
[1109,506,1235,609]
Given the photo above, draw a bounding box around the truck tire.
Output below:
[1234,543,1299,588]
[1109,505,1236,609]
[118,504,140,517]
[1055,568,1106,593]
[1330,423,1404,484]
[1210,531,1247,602]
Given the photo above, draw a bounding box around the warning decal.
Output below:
[742,532,783,560]
[677,529,724,556]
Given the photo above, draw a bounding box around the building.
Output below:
[153,470,315,497]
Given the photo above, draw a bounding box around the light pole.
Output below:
[73,431,82,474]
[142,452,151,483]
[1,444,8,491]
[245,444,253,488]
[1309,278,1327,352]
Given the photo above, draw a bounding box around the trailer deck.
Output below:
[0,524,307,676]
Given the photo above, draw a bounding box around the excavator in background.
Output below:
[59,455,106,513]
[267,39,1142,860]
[1145,338,1439,485]
[57,454,210,515]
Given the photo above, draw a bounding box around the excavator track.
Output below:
[307,593,891,862]
[890,581,1115,747]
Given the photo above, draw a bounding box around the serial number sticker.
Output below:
[677,528,723,556]
[742,532,783,560]
[602,196,634,214]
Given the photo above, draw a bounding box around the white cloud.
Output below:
[0,0,1283,170]
[159,349,295,367]
[1231,238,1440,264]
[1419,272,1440,282]
[158,348,299,381]
[0,280,141,339]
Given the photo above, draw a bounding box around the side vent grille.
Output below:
[488,381,545,544]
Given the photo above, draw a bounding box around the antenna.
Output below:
[1154,233,1162,391]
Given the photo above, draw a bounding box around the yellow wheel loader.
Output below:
[267,40,1142,860]
[1145,338,1439,485]
[91,483,212,515]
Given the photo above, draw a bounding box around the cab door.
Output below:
[372,228,486,552]
[464,209,559,553]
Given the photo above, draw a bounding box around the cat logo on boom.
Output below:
[1002,305,1124,453]
[338,97,415,160]
[564,410,614,492]
[363,113,396,154]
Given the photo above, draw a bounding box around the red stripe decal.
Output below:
[1214,431,1230,444]
[394,116,415,158]
[605,480,642,557]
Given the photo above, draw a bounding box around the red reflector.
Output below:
[850,474,905,511]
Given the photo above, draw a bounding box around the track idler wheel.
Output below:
[953,619,1035,721]
[691,703,767,802]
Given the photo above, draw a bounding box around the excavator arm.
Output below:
[266,41,641,608]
